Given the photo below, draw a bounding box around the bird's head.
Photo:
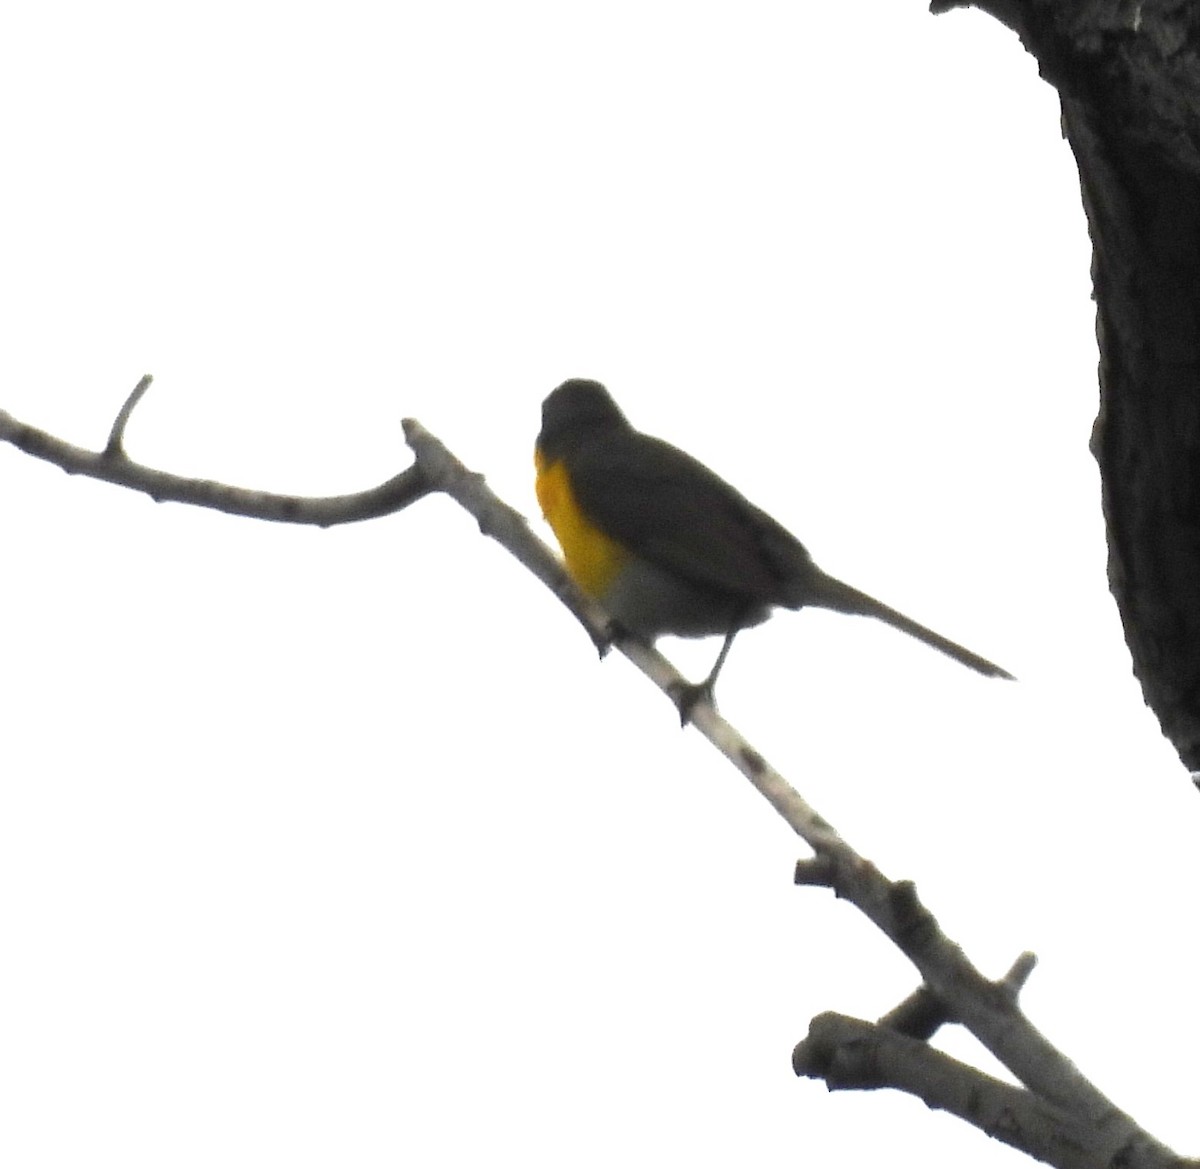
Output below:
[537,379,630,461]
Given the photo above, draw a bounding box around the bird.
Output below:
[534,378,1012,719]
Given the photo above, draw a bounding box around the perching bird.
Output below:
[535,378,1011,717]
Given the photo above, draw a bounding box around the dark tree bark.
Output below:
[939,0,1200,773]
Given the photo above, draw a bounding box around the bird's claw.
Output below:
[588,618,625,659]
[668,679,715,727]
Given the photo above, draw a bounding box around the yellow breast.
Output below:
[534,449,630,599]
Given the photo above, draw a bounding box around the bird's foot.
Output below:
[590,618,628,659]
[668,678,716,727]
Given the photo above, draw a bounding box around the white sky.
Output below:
[2,3,1196,1167]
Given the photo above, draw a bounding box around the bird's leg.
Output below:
[669,626,739,727]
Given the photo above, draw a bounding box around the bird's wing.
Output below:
[567,432,813,602]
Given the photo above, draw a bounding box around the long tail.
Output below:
[804,572,1014,680]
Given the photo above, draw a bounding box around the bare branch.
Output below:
[402,418,613,653]
[0,394,431,525]
[401,420,852,854]
[800,864,1151,1141]
[794,1013,1185,1169]
[397,419,1190,1168]
[1,396,1188,1165]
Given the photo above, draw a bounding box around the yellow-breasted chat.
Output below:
[535,378,1011,714]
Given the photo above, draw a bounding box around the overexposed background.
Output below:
[1,3,1194,1167]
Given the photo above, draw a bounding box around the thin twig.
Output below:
[104,373,154,457]
[1002,951,1039,996]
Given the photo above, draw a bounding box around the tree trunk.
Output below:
[941,0,1200,773]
